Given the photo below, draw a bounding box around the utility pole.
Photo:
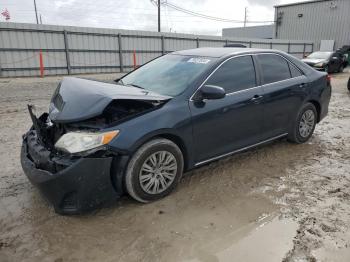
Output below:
[244,7,247,27]
[33,0,39,24]
[40,14,42,24]
[158,0,161,32]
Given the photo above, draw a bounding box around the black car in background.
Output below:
[223,43,247,48]
[302,51,348,73]
[21,48,331,214]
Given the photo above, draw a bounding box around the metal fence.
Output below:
[0,22,314,77]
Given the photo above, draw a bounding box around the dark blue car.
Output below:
[21,48,331,214]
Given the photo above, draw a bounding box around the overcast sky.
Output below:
[1,0,308,35]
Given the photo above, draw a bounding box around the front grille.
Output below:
[26,130,56,172]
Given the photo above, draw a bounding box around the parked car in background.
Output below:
[21,48,331,214]
[223,43,247,48]
[302,51,348,73]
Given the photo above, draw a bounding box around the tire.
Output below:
[288,103,317,144]
[125,138,184,203]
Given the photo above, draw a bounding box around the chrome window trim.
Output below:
[225,85,261,96]
[194,133,288,166]
[189,52,305,101]
[259,75,306,88]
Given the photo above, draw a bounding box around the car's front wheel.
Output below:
[288,103,317,144]
[125,138,184,203]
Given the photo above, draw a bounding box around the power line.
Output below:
[163,2,274,24]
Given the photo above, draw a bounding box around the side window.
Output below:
[289,63,303,78]
[205,56,256,93]
[258,54,291,84]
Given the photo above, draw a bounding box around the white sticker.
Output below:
[187,57,211,64]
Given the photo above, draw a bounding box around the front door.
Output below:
[189,55,264,164]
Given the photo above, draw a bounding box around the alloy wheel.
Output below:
[139,151,178,194]
[299,109,315,138]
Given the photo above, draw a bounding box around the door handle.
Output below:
[299,83,307,88]
[250,95,263,103]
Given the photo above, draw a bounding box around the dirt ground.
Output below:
[0,70,349,262]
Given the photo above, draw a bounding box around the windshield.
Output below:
[307,52,332,60]
[120,54,216,96]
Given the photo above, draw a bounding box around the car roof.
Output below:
[172,47,276,58]
[172,47,316,76]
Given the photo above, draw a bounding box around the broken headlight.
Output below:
[55,131,119,154]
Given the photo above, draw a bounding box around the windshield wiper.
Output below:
[127,83,144,89]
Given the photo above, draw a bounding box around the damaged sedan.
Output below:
[21,48,331,214]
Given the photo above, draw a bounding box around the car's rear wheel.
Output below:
[125,138,184,203]
[288,103,317,144]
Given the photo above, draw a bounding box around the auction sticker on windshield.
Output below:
[187,57,211,64]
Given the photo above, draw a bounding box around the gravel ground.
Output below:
[0,71,349,262]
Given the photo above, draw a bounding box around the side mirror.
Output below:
[114,78,121,83]
[195,85,226,101]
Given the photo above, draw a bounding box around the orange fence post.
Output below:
[133,50,137,69]
[39,50,44,77]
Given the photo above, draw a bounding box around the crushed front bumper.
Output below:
[21,131,121,215]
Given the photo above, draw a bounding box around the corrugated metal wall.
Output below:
[275,0,350,50]
[0,22,313,77]
[222,25,274,39]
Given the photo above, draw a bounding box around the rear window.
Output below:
[289,63,303,78]
[258,54,291,85]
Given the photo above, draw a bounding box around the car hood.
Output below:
[301,58,327,65]
[49,77,172,123]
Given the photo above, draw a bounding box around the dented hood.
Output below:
[49,77,172,123]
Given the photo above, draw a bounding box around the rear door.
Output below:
[189,55,264,164]
[256,53,307,140]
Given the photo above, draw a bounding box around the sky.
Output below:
[0,0,309,35]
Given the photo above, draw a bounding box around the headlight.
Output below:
[314,62,324,67]
[55,130,119,154]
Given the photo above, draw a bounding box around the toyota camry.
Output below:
[21,48,331,214]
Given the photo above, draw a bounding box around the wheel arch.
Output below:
[150,133,189,172]
[130,131,191,172]
[307,99,321,122]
